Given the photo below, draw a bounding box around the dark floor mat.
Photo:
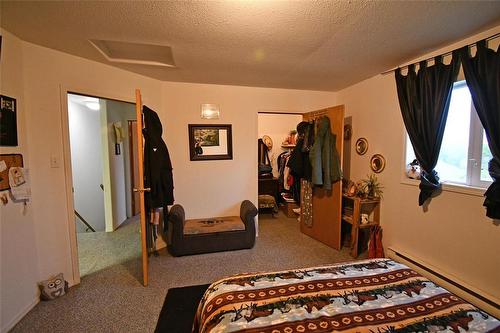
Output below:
[155,284,210,333]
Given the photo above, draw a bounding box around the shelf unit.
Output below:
[341,194,381,258]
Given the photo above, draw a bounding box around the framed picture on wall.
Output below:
[188,124,233,161]
[0,95,18,146]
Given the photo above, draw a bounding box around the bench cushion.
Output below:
[258,194,276,209]
[184,216,245,235]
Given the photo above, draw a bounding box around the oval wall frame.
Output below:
[370,154,386,173]
[355,137,368,155]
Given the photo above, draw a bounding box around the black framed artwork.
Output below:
[188,124,233,161]
[0,95,18,146]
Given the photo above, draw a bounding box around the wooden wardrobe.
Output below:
[300,105,344,250]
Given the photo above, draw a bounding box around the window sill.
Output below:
[400,178,486,197]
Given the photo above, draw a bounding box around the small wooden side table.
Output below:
[341,195,380,258]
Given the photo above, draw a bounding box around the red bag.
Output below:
[368,226,385,259]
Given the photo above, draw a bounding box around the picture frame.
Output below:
[188,124,233,161]
[0,95,18,146]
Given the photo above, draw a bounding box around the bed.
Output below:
[193,259,499,333]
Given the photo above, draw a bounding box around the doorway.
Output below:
[257,112,303,222]
[67,93,140,278]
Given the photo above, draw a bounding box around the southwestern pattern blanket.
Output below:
[193,259,499,333]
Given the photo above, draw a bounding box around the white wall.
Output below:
[337,25,500,302]
[105,100,136,226]
[68,99,105,232]
[20,39,163,292]
[10,32,335,308]
[161,82,336,219]
[258,114,303,178]
[5,21,499,331]
[0,33,163,330]
[0,30,39,333]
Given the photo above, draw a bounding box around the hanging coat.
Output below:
[143,105,174,208]
[287,122,314,181]
[309,117,342,190]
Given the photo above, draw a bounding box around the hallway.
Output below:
[77,215,141,277]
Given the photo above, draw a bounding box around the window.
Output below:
[405,80,493,188]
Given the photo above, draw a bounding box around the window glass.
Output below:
[481,130,493,182]
[434,83,471,184]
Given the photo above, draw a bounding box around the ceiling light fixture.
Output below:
[86,101,100,111]
[201,104,220,119]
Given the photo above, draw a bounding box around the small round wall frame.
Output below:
[370,154,386,173]
[355,137,368,155]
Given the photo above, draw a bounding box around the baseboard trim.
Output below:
[387,247,499,318]
[1,297,39,333]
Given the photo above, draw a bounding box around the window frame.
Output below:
[402,80,492,195]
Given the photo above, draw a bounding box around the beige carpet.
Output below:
[77,215,141,277]
[12,211,365,332]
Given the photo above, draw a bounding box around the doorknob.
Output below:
[133,188,151,192]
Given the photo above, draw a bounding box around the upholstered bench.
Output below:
[167,200,258,256]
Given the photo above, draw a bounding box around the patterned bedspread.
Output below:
[193,259,499,333]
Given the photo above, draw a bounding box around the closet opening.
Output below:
[258,106,354,256]
[257,112,303,229]
[66,93,141,279]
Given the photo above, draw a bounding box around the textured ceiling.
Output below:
[1,1,500,91]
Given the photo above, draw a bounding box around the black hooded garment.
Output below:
[142,105,174,208]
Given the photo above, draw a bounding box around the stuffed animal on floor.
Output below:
[38,273,69,301]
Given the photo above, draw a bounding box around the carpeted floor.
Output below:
[77,215,141,277]
[12,211,364,332]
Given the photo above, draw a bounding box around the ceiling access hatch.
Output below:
[89,39,176,67]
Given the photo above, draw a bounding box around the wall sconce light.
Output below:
[200,104,220,119]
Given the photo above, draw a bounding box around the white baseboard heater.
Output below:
[387,247,499,318]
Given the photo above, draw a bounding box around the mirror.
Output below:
[355,137,368,155]
[370,154,386,173]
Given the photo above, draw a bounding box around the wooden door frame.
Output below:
[134,89,149,286]
[59,85,141,286]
